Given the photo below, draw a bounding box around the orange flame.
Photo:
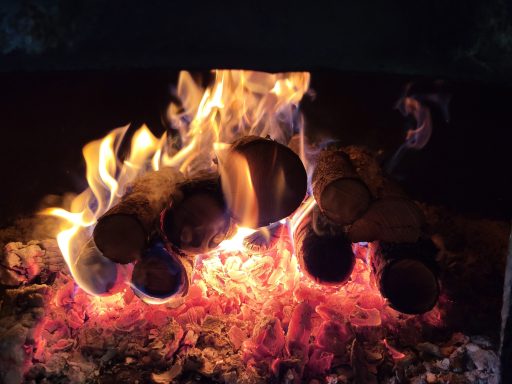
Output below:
[42,70,311,298]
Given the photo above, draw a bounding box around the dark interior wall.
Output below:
[0,70,511,228]
[0,1,511,83]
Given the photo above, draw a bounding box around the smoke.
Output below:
[386,82,451,174]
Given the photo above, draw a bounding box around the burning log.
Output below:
[160,174,232,254]
[93,167,183,264]
[131,241,192,301]
[219,136,307,228]
[347,197,424,243]
[294,209,355,285]
[312,149,371,225]
[371,239,440,314]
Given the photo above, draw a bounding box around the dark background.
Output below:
[1,69,511,228]
[0,0,511,227]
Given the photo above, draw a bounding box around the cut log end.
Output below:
[372,239,440,315]
[93,214,146,264]
[131,243,185,300]
[295,214,355,285]
[381,259,439,314]
[161,176,231,254]
[221,136,307,228]
[312,148,371,226]
[93,167,183,264]
[319,178,371,225]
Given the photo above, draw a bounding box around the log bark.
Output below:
[343,146,406,199]
[93,167,183,264]
[160,174,232,254]
[220,136,307,228]
[312,149,371,225]
[294,209,355,285]
[370,239,440,314]
[347,197,424,243]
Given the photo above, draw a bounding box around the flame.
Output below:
[217,149,260,228]
[43,70,310,298]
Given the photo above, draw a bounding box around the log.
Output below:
[371,239,440,314]
[160,174,232,254]
[294,209,355,285]
[343,146,406,199]
[347,197,424,243]
[219,136,307,228]
[93,167,183,264]
[312,149,371,225]
[131,241,192,300]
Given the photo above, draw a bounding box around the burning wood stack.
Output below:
[82,129,441,316]
[0,70,507,383]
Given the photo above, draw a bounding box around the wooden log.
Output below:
[294,209,355,285]
[93,167,183,264]
[343,146,406,199]
[371,239,440,314]
[160,174,232,254]
[220,136,307,228]
[347,197,424,243]
[131,240,192,300]
[312,149,371,225]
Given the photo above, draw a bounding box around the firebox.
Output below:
[1,3,511,384]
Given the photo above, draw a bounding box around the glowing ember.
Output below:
[30,237,443,380]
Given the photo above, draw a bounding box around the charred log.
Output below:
[220,136,307,228]
[131,241,192,300]
[347,197,424,243]
[93,167,183,264]
[371,239,440,314]
[294,210,355,285]
[160,175,231,254]
[312,149,371,225]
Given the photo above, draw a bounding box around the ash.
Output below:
[0,208,508,384]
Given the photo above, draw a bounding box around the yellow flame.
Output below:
[43,70,310,299]
[217,149,260,228]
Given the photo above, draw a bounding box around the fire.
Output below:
[42,70,311,297]
[28,71,448,381]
